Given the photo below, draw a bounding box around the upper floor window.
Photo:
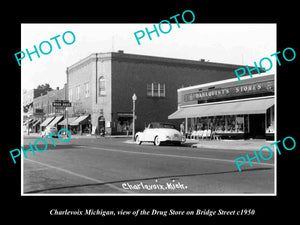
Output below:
[84,82,89,97]
[75,85,80,100]
[69,88,73,102]
[147,83,165,97]
[99,76,106,96]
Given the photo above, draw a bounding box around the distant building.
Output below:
[30,85,67,132]
[66,51,256,135]
[33,85,67,117]
[23,88,49,114]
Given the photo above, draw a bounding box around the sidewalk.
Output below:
[189,139,273,151]
[23,132,131,139]
[125,138,273,151]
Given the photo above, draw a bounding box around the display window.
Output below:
[187,115,247,134]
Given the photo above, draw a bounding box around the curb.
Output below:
[124,139,273,152]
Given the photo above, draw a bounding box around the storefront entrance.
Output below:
[116,112,133,135]
[249,114,265,139]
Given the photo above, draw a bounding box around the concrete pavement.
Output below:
[22,136,275,194]
[24,132,274,152]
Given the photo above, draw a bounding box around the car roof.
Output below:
[150,122,174,125]
[149,122,176,128]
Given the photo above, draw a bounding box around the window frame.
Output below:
[99,76,106,96]
[146,82,166,98]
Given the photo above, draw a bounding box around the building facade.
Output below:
[23,88,49,115]
[66,51,256,135]
[168,73,275,140]
[31,85,67,132]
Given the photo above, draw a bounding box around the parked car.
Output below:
[42,126,58,138]
[135,122,186,146]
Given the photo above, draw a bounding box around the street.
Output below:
[23,136,275,194]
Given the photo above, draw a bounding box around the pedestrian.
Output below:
[100,128,105,137]
[180,121,185,136]
[126,124,129,136]
[95,126,100,138]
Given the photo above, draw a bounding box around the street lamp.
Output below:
[65,107,68,133]
[132,93,137,141]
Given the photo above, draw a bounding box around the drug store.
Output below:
[168,73,275,140]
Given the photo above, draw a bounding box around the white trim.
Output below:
[179,95,274,109]
[178,73,274,92]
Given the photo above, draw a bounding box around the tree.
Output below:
[36,83,53,92]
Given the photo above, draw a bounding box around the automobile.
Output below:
[135,122,186,146]
[41,126,58,138]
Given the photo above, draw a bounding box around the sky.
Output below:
[21,23,276,91]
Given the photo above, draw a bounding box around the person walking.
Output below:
[180,121,185,136]
[95,126,100,138]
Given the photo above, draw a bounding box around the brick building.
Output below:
[31,85,67,132]
[66,51,255,135]
[23,88,49,114]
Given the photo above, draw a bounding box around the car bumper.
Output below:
[161,136,185,143]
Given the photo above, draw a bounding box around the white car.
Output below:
[41,126,58,138]
[135,122,186,146]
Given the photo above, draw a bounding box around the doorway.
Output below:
[249,114,265,139]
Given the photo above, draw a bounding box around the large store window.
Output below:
[187,115,248,133]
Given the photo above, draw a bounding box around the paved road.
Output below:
[22,136,274,194]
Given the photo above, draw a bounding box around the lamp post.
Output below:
[65,107,68,134]
[132,93,137,141]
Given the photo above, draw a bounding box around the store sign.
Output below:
[184,80,274,102]
[52,100,72,108]
[117,112,133,117]
[33,108,45,116]
[35,108,44,114]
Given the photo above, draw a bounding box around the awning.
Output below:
[47,115,64,127]
[32,120,41,126]
[69,115,90,126]
[58,117,78,126]
[23,118,33,125]
[40,117,55,127]
[168,97,274,119]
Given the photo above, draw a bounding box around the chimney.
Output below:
[56,87,59,90]
[118,50,124,54]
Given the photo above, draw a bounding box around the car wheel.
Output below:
[136,135,142,145]
[181,136,186,145]
[154,136,161,146]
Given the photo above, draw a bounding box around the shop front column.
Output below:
[185,117,188,133]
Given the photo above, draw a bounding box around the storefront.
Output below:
[69,114,91,135]
[168,73,275,140]
[116,112,133,135]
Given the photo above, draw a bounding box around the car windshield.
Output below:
[150,123,175,129]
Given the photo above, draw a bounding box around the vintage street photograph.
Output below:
[21,23,276,195]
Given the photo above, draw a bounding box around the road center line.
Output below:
[24,158,132,194]
[75,145,274,167]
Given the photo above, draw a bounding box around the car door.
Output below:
[143,123,155,141]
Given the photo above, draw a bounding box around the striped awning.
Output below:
[58,117,78,126]
[69,115,90,126]
[47,115,64,127]
[40,117,55,127]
